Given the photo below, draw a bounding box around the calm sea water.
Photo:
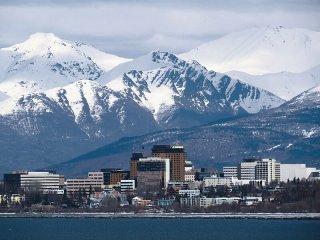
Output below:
[0,218,319,240]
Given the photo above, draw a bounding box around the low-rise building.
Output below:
[157,199,175,207]
[66,177,103,195]
[203,176,232,187]
[178,189,200,198]
[215,197,241,205]
[180,197,200,208]
[242,196,262,206]
[280,164,318,182]
[120,179,136,193]
[199,197,215,208]
[132,196,152,206]
[185,169,196,182]
[20,171,60,192]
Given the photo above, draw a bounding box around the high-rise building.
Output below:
[130,152,144,180]
[137,157,170,193]
[4,173,22,193]
[255,159,280,183]
[151,145,186,181]
[238,158,281,184]
[238,159,257,180]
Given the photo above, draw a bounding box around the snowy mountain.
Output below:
[104,51,284,125]
[53,85,320,176]
[227,65,320,100]
[0,33,130,97]
[0,51,284,140]
[179,26,320,75]
[0,79,158,140]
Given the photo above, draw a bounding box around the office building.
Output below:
[137,157,170,193]
[4,173,22,193]
[130,152,144,180]
[238,159,257,180]
[223,166,238,178]
[20,171,60,191]
[66,178,103,195]
[152,145,186,181]
[101,168,129,185]
[255,159,280,183]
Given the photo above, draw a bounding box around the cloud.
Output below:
[0,0,319,57]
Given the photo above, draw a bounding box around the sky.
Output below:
[0,0,319,58]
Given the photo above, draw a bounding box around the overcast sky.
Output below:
[0,0,319,58]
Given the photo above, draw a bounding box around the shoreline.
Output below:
[1,212,320,220]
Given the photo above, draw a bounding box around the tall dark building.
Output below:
[130,152,144,180]
[137,157,170,193]
[151,145,186,181]
[4,173,22,193]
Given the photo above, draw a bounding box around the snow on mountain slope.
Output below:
[45,80,158,138]
[227,65,320,100]
[73,43,130,72]
[287,84,320,107]
[98,51,187,84]
[0,92,9,101]
[106,51,285,125]
[0,33,129,97]
[0,79,158,139]
[179,26,320,75]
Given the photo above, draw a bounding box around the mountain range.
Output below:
[0,26,319,176]
[51,85,320,177]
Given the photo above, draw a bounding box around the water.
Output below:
[0,218,319,240]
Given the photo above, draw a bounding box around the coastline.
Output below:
[1,212,320,220]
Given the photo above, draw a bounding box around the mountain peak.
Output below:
[179,26,320,74]
[15,32,67,50]
[28,32,61,41]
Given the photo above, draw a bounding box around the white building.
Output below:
[238,158,281,184]
[185,170,196,182]
[242,196,262,206]
[231,178,266,187]
[180,197,199,208]
[203,176,232,187]
[256,159,280,183]
[20,171,60,191]
[280,164,318,182]
[223,166,238,178]
[239,160,257,180]
[185,160,193,172]
[120,180,136,193]
[179,189,200,198]
[199,197,215,208]
[215,197,241,205]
